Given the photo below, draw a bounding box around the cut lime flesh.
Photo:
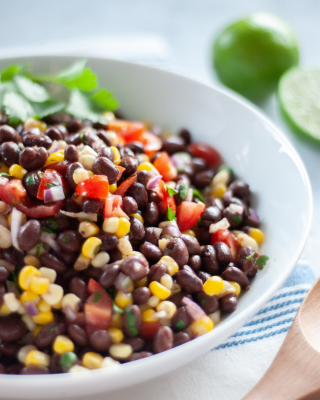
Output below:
[278,68,320,142]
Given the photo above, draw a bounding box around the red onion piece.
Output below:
[146,175,162,190]
[162,224,181,237]
[182,297,205,321]
[185,188,193,202]
[11,207,23,253]
[112,206,130,220]
[170,152,192,170]
[62,305,77,323]
[23,301,39,316]
[48,140,61,155]
[44,186,65,203]
[153,227,163,239]
[60,210,97,221]
[0,177,9,186]
[114,272,133,293]
[41,232,60,253]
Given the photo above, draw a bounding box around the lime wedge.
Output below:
[278,68,320,142]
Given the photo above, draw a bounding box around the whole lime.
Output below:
[213,13,299,101]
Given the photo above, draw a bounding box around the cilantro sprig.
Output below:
[166,206,176,222]
[246,252,269,270]
[167,187,178,197]
[0,60,119,124]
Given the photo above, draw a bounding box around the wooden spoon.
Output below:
[243,277,320,400]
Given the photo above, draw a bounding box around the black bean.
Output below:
[194,291,219,314]
[169,291,192,307]
[143,202,159,227]
[246,208,260,228]
[122,196,138,215]
[40,213,70,233]
[99,263,120,289]
[63,198,80,213]
[237,246,258,278]
[179,128,191,144]
[181,234,200,256]
[40,253,67,274]
[120,147,135,158]
[153,326,173,353]
[23,172,41,199]
[126,182,148,209]
[69,277,88,302]
[67,118,83,133]
[137,170,151,187]
[65,133,81,145]
[92,157,119,184]
[83,266,103,282]
[21,127,42,137]
[0,267,9,283]
[198,270,212,283]
[148,190,162,204]
[0,342,21,358]
[222,266,250,289]
[129,351,153,361]
[96,232,119,252]
[173,332,190,347]
[34,322,57,348]
[144,227,161,246]
[171,306,192,331]
[17,220,41,251]
[57,230,82,252]
[132,287,151,305]
[0,364,6,374]
[229,180,250,198]
[201,206,222,228]
[205,196,224,211]
[55,124,68,137]
[147,263,167,284]
[45,127,63,141]
[220,293,238,313]
[1,142,20,167]
[0,125,20,143]
[193,170,214,189]
[201,245,219,275]
[120,255,149,281]
[123,305,142,337]
[189,255,201,271]
[97,146,114,162]
[89,330,112,351]
[0,316,26,342]
[162,136,186,154]
[223,206,243,228]
[2,246,24,266]
[214,242,232,266]
[140,242,162,262]
[129,216,145,242]
[190,157,208,173]
[22,134,52,149]
[175,270,203,292]
[19,147,48,171]
[165,238,189,268]
[120,156,138,177]
[109,247,123,263]
[82,198,104,213]
[64,145,79,162]
[195,227,211,246]
[123,337,145,352]
[65,162,83,191]
[126,141,144,154]
[21,366,50,375]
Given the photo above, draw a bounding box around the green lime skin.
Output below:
[213,13,299,102]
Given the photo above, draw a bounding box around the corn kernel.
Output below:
[79,221,99,238]
[209,309,221,325]
[74,253,91,271]
[191,315,214,336]
[21,313,36,331]
[130,213,144,224]
[39,267,56,283]
[52,298,63,310]
[24,255,41,268]
[158,238,169,252]
[72,168,91,184]
[141,309,156,322]
[114,291,132,310]
[203,276,224,296]
[18,345,37,363]
[170,282,181,295]
[147,295,160,308]
[237,232,259,252]
[19,266,41,290]
[82,352,103,369]
[210,183,227,198]
[139,303,151,313]
[181,229,196,237]
[248,228,264,245]
[229,281,241,296]
[82,237,102,259]
[79,154,96,171]
[149,281,171,300]
[212,169,230,186]
[107,327,124,343]
[0,302,11,316]
[9,164,27,180]
[135,276,148,288]
[24,118,47,132]
[109,312,123,329]
[79,145,98,158]
[69,365,89,373]
[156,301,177,319]
[118,238,132,256]
[102,217,119,233]
[20,290,40,304]
[44,151,64,167]
[62,293,80,312]
[216,280,236,299]
[110,146,121,165]
[0,161,9,174]
[101,357,120,369]
[137,162,159,175]
[109,183,117,194]
[91,251,110,268]
[42,283,63,305]
[159,256,179,276]
[32,311,54,325]
[25,350,50,367]
[115,218,130,238]
[160,274,173,290]
[38,299,51,312]
[4,293,20,312]
[29,276,50,295]
[53,335,75,354]
[32,325,42,337]
[109,343,132,360]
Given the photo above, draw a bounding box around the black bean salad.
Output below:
[0,63,268,375]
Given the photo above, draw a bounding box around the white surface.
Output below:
[0,55,312,399]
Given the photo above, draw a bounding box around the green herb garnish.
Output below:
[79,132,88,145]
[246,252,256,260]
[107,288,117,300]
[45,182,59,188]
[167,187,178,197]
[176,319,186,330]
[246,252,269,270]
[35,242,46,257]
[42,227,54,234]
[62,236,70,243]
[179,182,189,200]
[200,296,206,307]
[0,173,14,178]
[49,326,55,333]
[192,189,204,203]
[218,165,233,175]
[47,218,59,230]
[125,307,138,336]
[25,173,35,186]
[166,206,176,222]
[232,215,242,224]
[93,290,105,303]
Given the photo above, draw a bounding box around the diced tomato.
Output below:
[15,197,64,218]
[107,120,145,143]
[76,175,109,199]
[140,131,162,156]
[188,143,222,167]
[0,179,26,205]
[43,161,71,179]
[153,152,177,182]
[104,194,123,218]
[85,289,112,336]
[177,201,205,232]
[152,179,176,214]
[115,174,137,197]
[37,169,68,200]
[211,229,240,262]
[116,166,126,182]
[140,321,162,341]
[87,278,104,295]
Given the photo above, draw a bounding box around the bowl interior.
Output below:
[0,56,312,399]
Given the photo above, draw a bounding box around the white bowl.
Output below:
[0,55,312,399]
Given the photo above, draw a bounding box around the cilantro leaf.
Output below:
[3,91,34,123]
[1,65,27,82]
[14,75,51,102]
[167,187,178,197]
[32,100,65,119]
[218,165,233,175]
[179,182,188,200]
[166,206,176,222]
[0,173,14,178]
[92,89,119,111]
[42,227,54,234]
[192,188,204,203]
[255,255,269,270]
[66,89,107,124]
[45,182,59,188]
[47,218,59,230]
[246,252,256,260]
[232,215,242,224]
[56,60,97,91]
